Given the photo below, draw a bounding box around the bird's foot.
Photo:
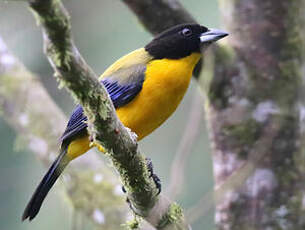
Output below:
[89,141,106,153]
[121,158,161,214]
[145,158,161,195]
[121,157,161,196]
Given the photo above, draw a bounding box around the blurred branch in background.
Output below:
[186,121,280,224]
[206,0,305,229]
[123,0,196,35]
[0,36,128,229]
[166,92,203,199]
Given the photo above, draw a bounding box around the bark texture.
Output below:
[205,0,305,229]
[122,0,305,229]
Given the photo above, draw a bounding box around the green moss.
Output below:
[97,99,110,120]
[113,153,149,193]
[30,0,73,71]
[109,152,158,217]
[157,203,184,229]
[29,0,164,224]
[223,119,260,147]
[203,44,237,108]
[124,217,140,230]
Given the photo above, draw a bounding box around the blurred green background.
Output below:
[0,0,220,229]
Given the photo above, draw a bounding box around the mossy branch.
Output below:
[0,36,127,229]
[206,0,305,229]
[28,0,188,228]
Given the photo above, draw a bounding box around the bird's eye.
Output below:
[182,28,192,37]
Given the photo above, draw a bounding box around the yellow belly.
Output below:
[116,53,201,140]
[67,53,200,159]
[67,135,90,160]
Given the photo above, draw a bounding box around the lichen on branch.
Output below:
[0,36,127,229]
[28,0,187,228]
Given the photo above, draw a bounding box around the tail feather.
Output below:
[22,147,69,221]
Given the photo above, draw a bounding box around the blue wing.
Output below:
[60,105,87,142]
[60,66,145,143]
[103,78,144,108]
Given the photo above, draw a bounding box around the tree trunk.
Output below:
[205,0,305,229]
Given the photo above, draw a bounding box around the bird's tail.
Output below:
[22,145,69,221]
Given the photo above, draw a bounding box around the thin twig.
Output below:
[166,91,203,198]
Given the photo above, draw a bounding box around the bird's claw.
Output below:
[121,157,161,197]
[145,158,161,195]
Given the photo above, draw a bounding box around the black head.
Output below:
[145,23,228,59]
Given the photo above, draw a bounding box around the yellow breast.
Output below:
[116,53,201,140]
[66,52,200,159]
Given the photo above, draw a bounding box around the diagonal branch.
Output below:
[166,92,203,199]
[28,0,187,228]
[0,36,128,229]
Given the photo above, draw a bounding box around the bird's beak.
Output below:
[200,28,228,43]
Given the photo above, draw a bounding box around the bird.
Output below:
[22,23,228,221]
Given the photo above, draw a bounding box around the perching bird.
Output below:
[22,23,228,221]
